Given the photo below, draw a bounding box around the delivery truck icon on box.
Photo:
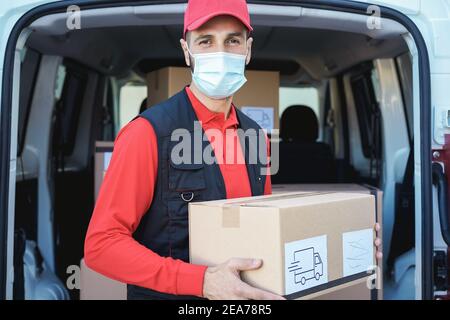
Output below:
[288,247,324,285]
[284,235,328,294]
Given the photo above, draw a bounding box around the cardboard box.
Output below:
[272,184,383,300]
[189,192,377,299]
[146,67,280,131]
[94,141,114,200]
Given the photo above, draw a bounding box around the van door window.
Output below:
[52,61,87,158]
[18,48,41,156]
[102,79,115,141]
[350,66,382,184]
[395,53,413,141]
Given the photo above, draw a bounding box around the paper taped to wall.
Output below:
[241,106,274,132]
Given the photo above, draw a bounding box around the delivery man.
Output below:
[84,0,382,300]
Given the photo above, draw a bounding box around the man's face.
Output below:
[180,15,253,69]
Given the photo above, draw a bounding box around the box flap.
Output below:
[190,191,320,208]
[190,191,374,229]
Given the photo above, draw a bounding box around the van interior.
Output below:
[12,3,416,300]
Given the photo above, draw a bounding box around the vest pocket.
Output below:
[168,160,206,192]
[167,161,205,219]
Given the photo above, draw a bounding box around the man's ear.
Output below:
[245,37,253,65]
[180,38,191,67]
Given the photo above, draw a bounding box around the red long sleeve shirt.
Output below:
[84,87,271,297]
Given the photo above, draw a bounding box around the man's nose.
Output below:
[216,43,226,52]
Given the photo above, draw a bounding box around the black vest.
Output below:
[127,89,267,300]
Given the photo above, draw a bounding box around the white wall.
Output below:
[119,85,147,129]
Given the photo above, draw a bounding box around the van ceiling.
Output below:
[26,24,408,85]
[26,3,409,85]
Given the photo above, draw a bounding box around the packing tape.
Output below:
[221,192,333,228]
[222,205,241,228]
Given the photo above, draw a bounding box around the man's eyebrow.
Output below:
[194,34,213,42]
[227,32,245,38]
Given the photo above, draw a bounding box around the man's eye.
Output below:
[199,40,211,45]
[228,38,240,45]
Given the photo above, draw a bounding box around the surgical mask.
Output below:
[187,46,248,100]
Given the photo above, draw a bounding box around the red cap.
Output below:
[184,0,253,39]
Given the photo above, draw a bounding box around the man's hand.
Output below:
[202,258,286,300]
[374,223,383,261]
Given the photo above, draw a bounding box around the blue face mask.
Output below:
[187,46,248,100]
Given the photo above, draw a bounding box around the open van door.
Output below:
[388,0,450,300]
[0,0,60,300]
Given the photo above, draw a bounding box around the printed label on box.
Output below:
[284,235,328,295]
[342,228,374,277]
[241,106,274,132]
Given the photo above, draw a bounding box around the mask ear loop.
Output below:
[185,44,195,69]
[185,44,194,57]
[244,40,250,63]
